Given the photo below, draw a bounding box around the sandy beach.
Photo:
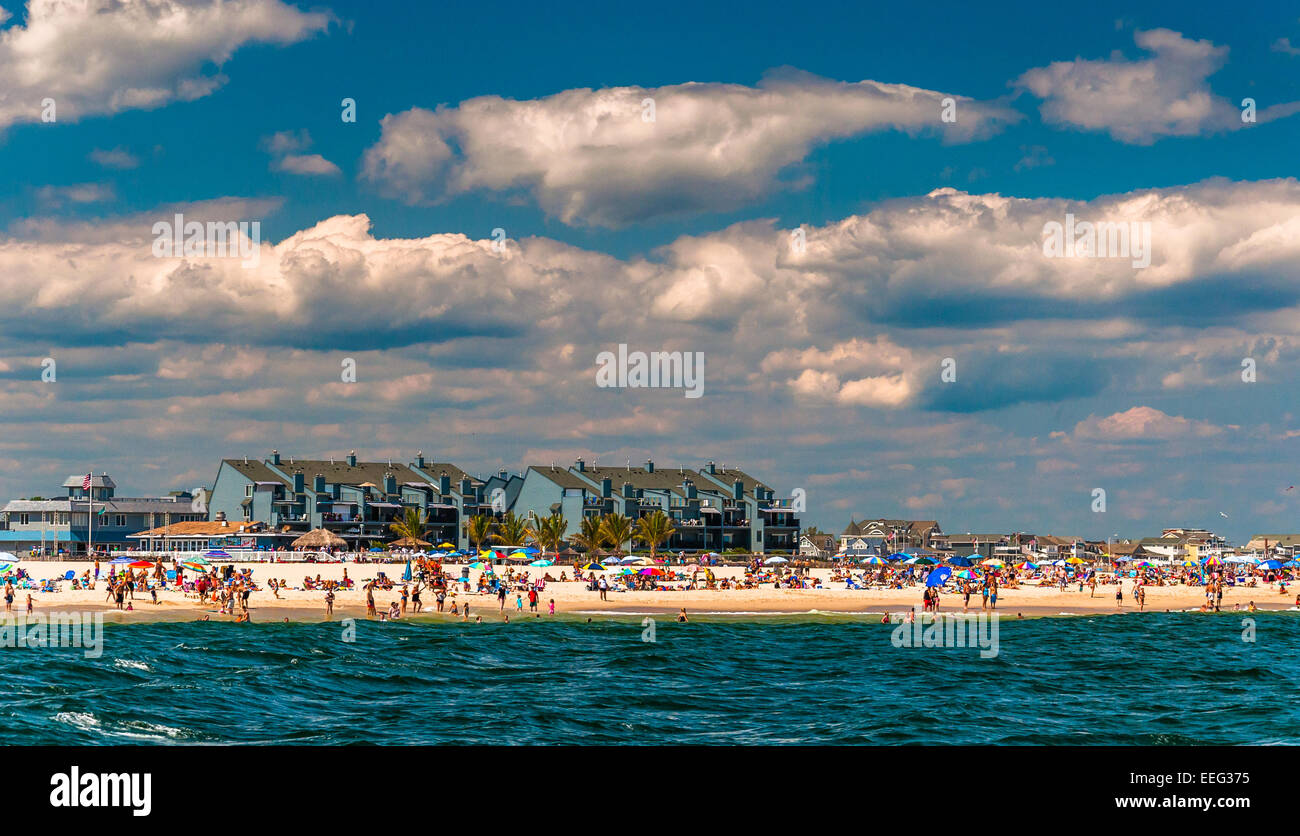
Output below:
[4,560,1296,623]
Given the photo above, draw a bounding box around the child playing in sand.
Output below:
[548,598,555,615]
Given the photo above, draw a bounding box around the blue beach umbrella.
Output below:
[926,567,953,587]
[402,560,412,582]
[947,555,973,567]
[1259,559,1285,570]
[887,552,912,562]
[204,550,231,559]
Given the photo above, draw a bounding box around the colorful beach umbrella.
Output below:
[981,558,1005,568]
[127,560,153,569]
[1259,559,1285,570]
[638,567,666,576]
[1202,556,1224,567]
[953,568,980,580]
[580,562,605,571]
[861,556,886,565]
[887,552,913,562]
[529,558,554,567]
[179,560,208,573]
[204,550,231,559]
[925,566,953,587]
[1016,561,1038,570]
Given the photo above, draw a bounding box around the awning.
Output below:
[367,502,401,508]
[699,507,720,514]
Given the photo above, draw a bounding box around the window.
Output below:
[18,513,28,526]
[246,485,253,497]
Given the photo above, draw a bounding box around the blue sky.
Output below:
[1,0,1300,542]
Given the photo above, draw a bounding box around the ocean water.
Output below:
[3,612,1298,745]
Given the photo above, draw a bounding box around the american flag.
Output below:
[82,473,92,491]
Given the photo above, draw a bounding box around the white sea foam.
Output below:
[114,659,150,671]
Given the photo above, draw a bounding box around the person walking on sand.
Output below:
[411,583,423,613]
[497,585,507,611]
[528,588,538,612]
[1115,582,1123,608]
[325,588,335,617]
[365,581,377,617]
[25,594,33,615]
[598,574,608,601]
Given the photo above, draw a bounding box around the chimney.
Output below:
[293,471,305,494]
[215,511,227,523]
[683,478,697,499]
[384,473,397,496]
[270,449,280,465]
[622,481,635,498]
[459,477,473,497]
[733,479,744,501]
[415,451,425,468]
[346,450,357,467]
[706,460,716,474]
[601,477,612,498]
[313,474,326,493]
[574,457,585,472]
[644,459,654,473]
[498,469,508,480]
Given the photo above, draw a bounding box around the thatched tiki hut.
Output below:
[389,536,432,548]
[291,528,348,550]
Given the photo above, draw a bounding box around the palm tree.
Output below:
[599,513,633,555]
[530,513,567,556]
[492,512,531,548]
[634,510,676,560]
[465,514,493,555]
[388,506,430,544]
[570,515,603,554]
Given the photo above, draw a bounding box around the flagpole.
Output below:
[87,471,93,559]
